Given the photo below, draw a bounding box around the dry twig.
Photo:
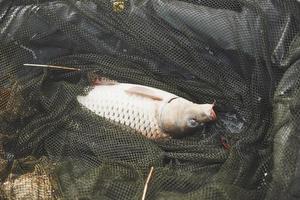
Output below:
[141,166,154,200]
[24,63,80,71]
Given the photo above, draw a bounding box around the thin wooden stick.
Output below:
[142,166,154,200]
[23,63,80,71]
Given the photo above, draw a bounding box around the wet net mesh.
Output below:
[0,0,300,199]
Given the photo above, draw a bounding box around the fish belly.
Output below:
[77,85,169,139]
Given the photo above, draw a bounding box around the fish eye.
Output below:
[187,118,199,128]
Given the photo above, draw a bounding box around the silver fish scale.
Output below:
[77,85,165,139]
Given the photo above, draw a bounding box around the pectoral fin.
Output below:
[125,86,163,101]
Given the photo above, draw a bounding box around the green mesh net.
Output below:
[0,0,300,199]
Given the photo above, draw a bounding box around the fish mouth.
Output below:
[210,109,217,121]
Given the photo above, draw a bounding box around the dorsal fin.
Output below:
[125,86,163,101]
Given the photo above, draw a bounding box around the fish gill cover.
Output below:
[0,0,299,199]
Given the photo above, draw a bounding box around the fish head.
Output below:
[159,98,216,137]
[192,103,217,122]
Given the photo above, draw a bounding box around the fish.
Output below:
[77,79,216,140]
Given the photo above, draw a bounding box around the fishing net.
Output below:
[0,0,299,199]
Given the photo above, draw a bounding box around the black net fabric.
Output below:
[0,0,300,199]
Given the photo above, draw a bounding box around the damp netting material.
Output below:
[0,0,300,199]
